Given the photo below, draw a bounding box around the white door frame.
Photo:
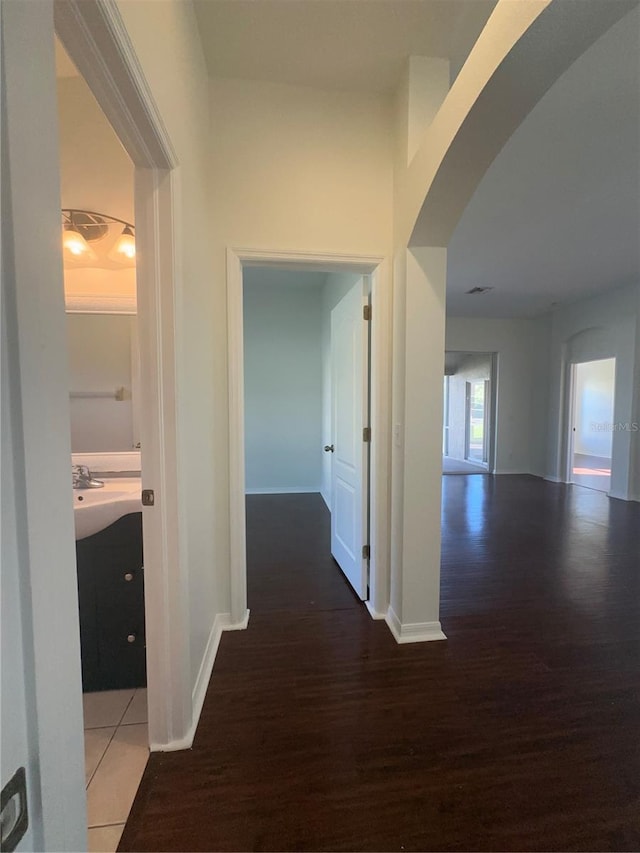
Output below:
[54,0,190,750]
[464,381,473,463]
[226,248,391,622]
[565,361,578,483]
[463,377,489,465]
[447,350,496,472]
[565,357,617,488]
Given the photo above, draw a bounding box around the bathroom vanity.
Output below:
[75,511,146,692]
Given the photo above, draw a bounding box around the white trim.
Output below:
[608,488,633,502]
[488,353,498,472]
[152,610,251,753]
[236,247,383,273]
[65,293,137,314]
[544,475,564,484]
[366,260,392,619]
[55,0,188,751]
[227,248,248,625]
[227,248,391,626]
[320,490,331,511]
[365,601,386,620]
[245,487,322,495]
[385,607,447,644]
[54,0,177,169]
[565,360,578,484]
[135,167,191,748]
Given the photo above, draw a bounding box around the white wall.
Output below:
[446,284,640,500]
[210,76,393,610]
[243,265,365,504]
[210,78,393,255]
[573,358,616,458]
[2,199,41,853]
[545,282,638,500]
[320,272,362,506]
[446,353,492,462]
[243,270,323,493]
[445,316,549,475]
[67,314,135,452]
[3,5,218,846]
[113,0,223,695]
[2,3,87,847]
[57,71,137,302]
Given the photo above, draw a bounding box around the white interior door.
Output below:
[329,279,369,599]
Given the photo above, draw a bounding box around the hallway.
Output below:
[119,483,640,852]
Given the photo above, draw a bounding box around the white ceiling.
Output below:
[58,6,638,320]
[193,0,497,94]
[446,6,640,319]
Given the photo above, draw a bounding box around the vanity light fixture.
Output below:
[108,224,136,261]
[61,209,135,266]
[62,211,98,260]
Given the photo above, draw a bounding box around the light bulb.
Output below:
[63,226,95,259]
[109,225,136,262]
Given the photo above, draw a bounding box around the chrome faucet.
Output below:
[72,464,105,489]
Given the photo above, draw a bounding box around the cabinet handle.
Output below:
[124,572,134,582]
[127,633,136,644]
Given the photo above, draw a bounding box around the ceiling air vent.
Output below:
[466,286,494,295]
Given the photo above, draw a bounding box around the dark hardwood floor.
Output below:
[119,479,640,852]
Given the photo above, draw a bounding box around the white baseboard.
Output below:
[543,475,564,484]
[245,487,321,495]
[385,606,447,644]
[608,488,634,502]
[365,600,386,620]
[151,609,250,752]
[320,489,330,511]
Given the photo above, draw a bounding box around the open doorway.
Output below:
[56,37,148,848]
[242,266,370,606]
[442,351,495,475]
[227,249,389,624]
[569,358,616,493]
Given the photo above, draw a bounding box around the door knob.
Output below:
[324,445,334,453]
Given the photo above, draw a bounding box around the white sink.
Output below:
[74,477,142,540]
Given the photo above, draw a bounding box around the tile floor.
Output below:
[83,688,148,853]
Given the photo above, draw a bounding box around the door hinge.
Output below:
[362,544,370,560]
[363,426,371,442]
[363,304,371,321]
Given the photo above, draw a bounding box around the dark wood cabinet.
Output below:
[75,512,146,692]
